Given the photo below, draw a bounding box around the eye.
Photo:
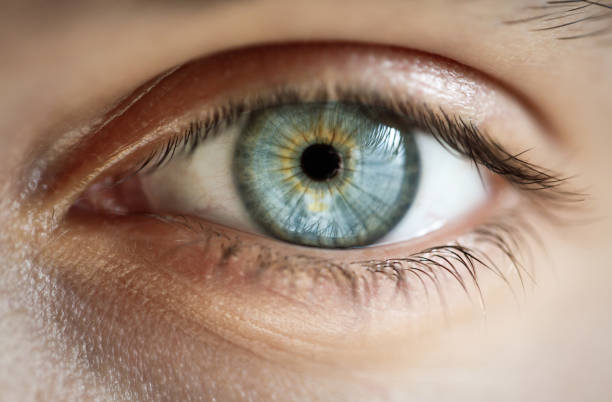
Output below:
[46,42,575,338]
[135,102,487,248]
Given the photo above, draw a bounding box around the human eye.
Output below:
[104,69,493,250]
[137,100,486,249]
[47,43,576,312]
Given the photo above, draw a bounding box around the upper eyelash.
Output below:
[506,0,612,40]
[132,87,578,207]
[405,106,584,208]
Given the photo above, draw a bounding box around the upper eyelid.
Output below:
[109,52,580,218]
[27,43,561,219]
[136,94,566,197]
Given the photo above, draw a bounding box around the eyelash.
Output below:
[146,211,535,309]
[133,87,571,200]
[101,84,579,308]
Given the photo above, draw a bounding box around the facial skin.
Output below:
[1,1,611,401]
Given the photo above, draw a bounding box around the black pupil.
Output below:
[300,143,342,181]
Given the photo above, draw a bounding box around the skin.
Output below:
[1,0,611,401]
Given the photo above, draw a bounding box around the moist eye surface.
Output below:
[233,102,421,248]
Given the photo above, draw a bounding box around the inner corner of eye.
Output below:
[71,172,152,217]
[124,101,492,249]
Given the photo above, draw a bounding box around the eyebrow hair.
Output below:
[152,0,612,43]
[17,0,611,46]
[507,0,612,40]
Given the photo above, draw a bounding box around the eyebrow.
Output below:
[20,0,612,45]
[154,0,612,43]
[507,0,612,40]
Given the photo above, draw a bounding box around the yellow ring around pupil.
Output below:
[277,126,357,213]
[233,102,420,248]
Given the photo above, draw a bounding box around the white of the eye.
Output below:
[141,126,489,245]
[141,122,256,233]
[376,132,488,245]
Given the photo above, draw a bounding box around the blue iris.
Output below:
[233,103,420,248]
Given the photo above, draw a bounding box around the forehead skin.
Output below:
[0,1,611,401]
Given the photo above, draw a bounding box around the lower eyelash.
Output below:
[357,218,535,310]
[146,211,535,312]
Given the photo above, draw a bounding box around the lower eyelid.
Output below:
[49,191,533,362]
[68,172,513,300]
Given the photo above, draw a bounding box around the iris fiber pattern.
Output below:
[233,103,420,248]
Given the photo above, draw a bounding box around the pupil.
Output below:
[300,143,342,181]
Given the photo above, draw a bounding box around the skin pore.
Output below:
[1,1,611,401]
